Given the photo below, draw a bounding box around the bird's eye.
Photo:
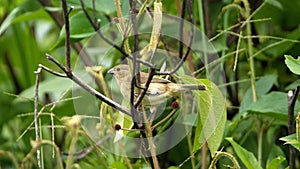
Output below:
[116,67,120,71]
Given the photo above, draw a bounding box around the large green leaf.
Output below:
[67,0,116,14]
[248,92,300,121]
[0,0,41,35]
[285,55,300,75]
[52,11,109,48]
[226,137,262,169]
[180,76,226,157]
[266,156,286,169]
[15,76,73,103]
[239,74,277,113]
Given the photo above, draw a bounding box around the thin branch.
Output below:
[62,0,72,73]
[288,88,299,134]
[156,0,194,75]
[92,0,98,27]
[44,53,132,116]
[45,54,68,73]
[79,0,154,68]
[38,0,94,67]
[135,0,195,106]
[129,0,141,128]
[38,64,67,77]
[134,67,156,107]
[178,0,186,60]
[34,67,42,169]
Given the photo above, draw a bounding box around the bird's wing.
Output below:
[138,72,171,84]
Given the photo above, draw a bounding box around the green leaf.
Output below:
[52,11,109,48]
[0,0,41,35]
[15,77,73,103]
[266,0,283,9]
[285,55,300,75]
[67,0,116,14]
[167,167,180,169]
[285,79,300,91]
[248,92,300,121]
[239,74,277,113]
[280,134,300,151]
[266,156,286,169]
[180,76,226,157]
[279,133,296,142]
[110,161,127,169]
[183,114,198,126]
[226,137,262,169]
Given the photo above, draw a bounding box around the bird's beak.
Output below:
[107,68,114,75]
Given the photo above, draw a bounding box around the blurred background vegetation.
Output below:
[1,0,300,168]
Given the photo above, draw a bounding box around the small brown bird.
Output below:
[107,64,206,106]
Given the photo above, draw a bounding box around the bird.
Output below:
[107,64,206,107]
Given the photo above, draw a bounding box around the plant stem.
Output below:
[208,151,240,169]
[34,67,42,169]
[242,0,261,165]
[243,0,256,102]
[66,129,79,169]
[197,0,209,78]
[143,112,160,169]
[257,121,263,166]
[197,1,209,168]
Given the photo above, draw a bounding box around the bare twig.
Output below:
[156,0,194,75]
[38,0,94,67]
[62,0,72,73]
[134,0,195,107]
[38,64,67,77]
[129,0,142,128]
[42,54,132,116]
[34,67,42,169]
[134,67,156,107]
[79,0,154,68]
[178,0,186,60]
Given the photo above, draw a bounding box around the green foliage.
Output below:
[226,137,262,169]
[1,0,300,168]
[285,55,300,75]
[181,77,226,157]
[280,134,300,151]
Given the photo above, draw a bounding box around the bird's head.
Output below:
[108,64,131,83]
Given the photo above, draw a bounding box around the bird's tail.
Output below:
[180,84,206,90]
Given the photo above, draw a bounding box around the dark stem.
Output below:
[203,0,212,38]
[92,0,98,27]
[134,68,156,107]
[62,0,72,73]
[129,0,142,128]
[287,86,299,169]
[178,0,186,60]
[4,52,22,94]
